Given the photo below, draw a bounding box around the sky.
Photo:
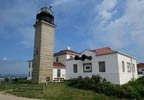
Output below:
[0,0,144,74]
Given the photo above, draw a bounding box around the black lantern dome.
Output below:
[36,7,54,24]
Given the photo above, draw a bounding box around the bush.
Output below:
[4,78,9,82]
[13,78,18,82]
[91,75,101,84]
[68,75,144,99]
[123,85,140,99]
[136,76,144,85]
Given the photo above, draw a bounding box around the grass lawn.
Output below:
[2,82,128,100]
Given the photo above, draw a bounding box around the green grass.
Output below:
[0,83,22,91]
[2,83,128,100]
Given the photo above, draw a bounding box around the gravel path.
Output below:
[0,91,40,100]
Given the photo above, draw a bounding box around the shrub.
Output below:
[91,75,101,84]
[13,78,18,82]
[68,76,82,87]
[4,78,9,83]
[68,75,144,99]
[136,76,144,85]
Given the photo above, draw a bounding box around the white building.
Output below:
[53,62,66,80]
[27,47,79,81]
[27,60,33,80]
[137,63,144,77]
[66,47,138,85]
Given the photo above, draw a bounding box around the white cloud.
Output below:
[0,1,36,28]
[86,0,144,61]
[0,1,37,48]
[99,11,112,20]
[2,57,8,61]
[104,0,144,49]
[97,0,117,11]
[53,0,74,7]
[0,60,27,74]
[18,27,34,48]
[97,0,117,20]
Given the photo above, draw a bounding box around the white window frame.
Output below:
[99,61,106,72]
[122,61,125,72]
[127,62,131,72]
[83,63,92,72]
[73,64,78,73]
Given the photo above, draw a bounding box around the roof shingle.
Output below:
[92,47,115,55]
[54,49,79,56]
[137,63,144,68]
[53,62,65,68]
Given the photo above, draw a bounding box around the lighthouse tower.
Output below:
[32,7,55,83]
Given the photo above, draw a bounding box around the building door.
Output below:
[57,69,61,77]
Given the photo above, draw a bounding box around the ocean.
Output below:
[0,74,27,79]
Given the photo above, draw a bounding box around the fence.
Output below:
[14,84,45,94]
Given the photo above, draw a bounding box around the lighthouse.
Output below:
[32,7,55,83]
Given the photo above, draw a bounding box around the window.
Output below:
[122,61,125,72]
[83,63,92,72]
[73,64,78,73]
[70,56,73,58]
[132,64,135,73]
[28,71,31,77]
[138,71,143,74]
[99,61,105,72]
[56,57,59,62]
[29,63,31,68]
[34,48,38,56]
[142,69,144,71]
[127,62,131,72]
[57,69,61,77]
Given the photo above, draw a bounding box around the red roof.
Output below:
[54,49,79,56]
[137,63,144,68]
[53,62,65,68]
[92,47,115,55]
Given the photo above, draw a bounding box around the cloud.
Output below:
[104,0,144,50]
[0,0,37,48]
[0,60,27,74]
[85,0,144,62]
[1,57,8,61]
[99,11,112,20]
[18,27,34,48]
[53,0,74,7]
[97,0,117,20]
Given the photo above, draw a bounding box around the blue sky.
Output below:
[0,0,144,74]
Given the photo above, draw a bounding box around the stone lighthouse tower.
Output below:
[32,7,55,83]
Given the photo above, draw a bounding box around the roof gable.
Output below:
[80,49,95,56]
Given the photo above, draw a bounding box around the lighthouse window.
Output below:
[34,48,38,55]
